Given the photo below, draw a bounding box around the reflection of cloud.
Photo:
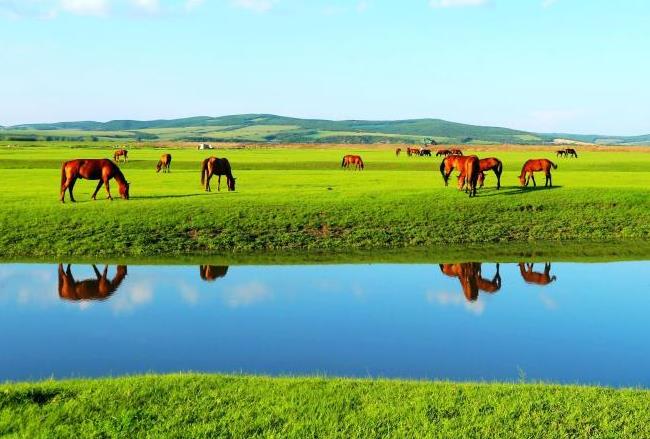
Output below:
[111,280,153,313]
[0,266,57,308]
[539,293,557,310]
[178,281,199,306]
[223,282,270,308]
[427,291,485,316]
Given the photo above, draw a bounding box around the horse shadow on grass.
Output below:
[131,193,217,200]
[477,185,563,198]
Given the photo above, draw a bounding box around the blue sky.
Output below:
[0,0,648,134]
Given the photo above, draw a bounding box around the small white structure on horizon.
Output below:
[197,143,214,150]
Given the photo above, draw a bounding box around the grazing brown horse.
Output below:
[441,155,483,194]
[113,149,128,163]
[440,263,501,302]
[341,155,364,170]
[60,159,130,203]
[58,264,128,301]
[556,149,567,158]
[156,153,172,173]
[436,149,452,157]
[450,148,463,156]
[519,159,557,187]
[420,148,432,157]
[395,148,402,157]
[519,263,556,286]
[564,148,578,158]
[406,147,420,157]
[463,156,481,197]
[199,265,229,282]
[201,157,236,191]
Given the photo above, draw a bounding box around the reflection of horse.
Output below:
[60,159,130,203]
[519,263,557,285]
[201,157,236,191]
[113,149,128,163]
[58,264,127,301]
[440,263,501,302]
[199,265,229,282]
[341,155,364,170]
[156,153,172,173]
[518,159,557,187]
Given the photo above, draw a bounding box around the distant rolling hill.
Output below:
[2,114,648,145]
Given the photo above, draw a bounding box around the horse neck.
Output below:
[112,165,127,186]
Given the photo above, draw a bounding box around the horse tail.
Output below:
[60,161,67,188]
[360,158,364,170]
[496,160,503,176]
[551,161,558,170]
[200,158,208,185]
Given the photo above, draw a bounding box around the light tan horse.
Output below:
[113,149,128,163]
[156,153,172,173]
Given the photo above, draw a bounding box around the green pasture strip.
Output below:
[2,146,650,257]
[1,374,649,438]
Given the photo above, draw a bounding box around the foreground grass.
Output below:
[2,145,650,257]
[1,374,648,438]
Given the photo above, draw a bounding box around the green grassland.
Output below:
[2,374,649,438]
[1,144,650,258]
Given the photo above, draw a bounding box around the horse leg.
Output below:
[91,180,104,200]
[92,264,101,279]
[67,178,78,203]
[531,174,537,187]
[60,177,72,203]
[548,171,553,187]
[218,175,221,191]
[206,174,211,192]
[104,178,113,200]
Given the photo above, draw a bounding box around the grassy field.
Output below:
[1,374,649,438]
[2,143,650,258]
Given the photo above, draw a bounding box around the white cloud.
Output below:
[131,0,159,14]
[542,0,558,7]
[429,0,487,7]
[60,0,109,16]
[185,0,203,11]
[356,0,369,12]
[232,0,275,13]
[427,290,485,315]
[223,281,271,308]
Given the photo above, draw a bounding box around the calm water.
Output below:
[1,261,649,386]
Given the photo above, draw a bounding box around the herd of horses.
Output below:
[59,145,573,202]
[57,262,555,302]
[60,151,236,202]
[441,262,557,303]
[343,146,567,197]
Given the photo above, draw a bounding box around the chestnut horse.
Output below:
[519,159,557,187]
[459,157,503,190]
[201,157,236,191]
[519,263,556,285]
[60,159,130,203]
[463,156,481,197]
[441,155,484,193]
[58,264,128,301]
[440,263,501,302]
[395,148,402,157]
[156,153,172,173]
[113,149,128,163]
[406,147,420,157]
[199,265,229,282]
[341,155,364,170]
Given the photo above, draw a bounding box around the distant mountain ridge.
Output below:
[2,114,648,145]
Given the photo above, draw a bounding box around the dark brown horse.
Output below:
[436,149,452,157]
[450,148,463,156]
[519,159,557,187]
[556,149,567,158]
[156,153,172,173]
[199,265,229,282]
[60,159,130,203]
[395,148,402,157]
[113,149,128,163]
[564,148,578,158]
[420,149,432,157]
[58,264,127,301]
[519,263,556,286]
[201,157,236,191]
[341,155,364,170]
[440,263,501,302]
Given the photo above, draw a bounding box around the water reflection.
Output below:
[439,263,501,302]
[58,264,127,301]
[518,262,557,286]
[199,265,229,282]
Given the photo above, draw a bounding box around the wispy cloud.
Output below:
[429,0,488,8]
[542,0,558,8]
[427,290,485,315]
[0,0,203,19]
[231,0,276,13]
[223,281,271,308]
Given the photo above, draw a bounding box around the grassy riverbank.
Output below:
[2,144,650,257]
[1,374,648,438]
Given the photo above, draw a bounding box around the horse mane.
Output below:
[112,163,128,185]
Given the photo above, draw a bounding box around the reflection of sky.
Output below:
[0,262,649,387]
